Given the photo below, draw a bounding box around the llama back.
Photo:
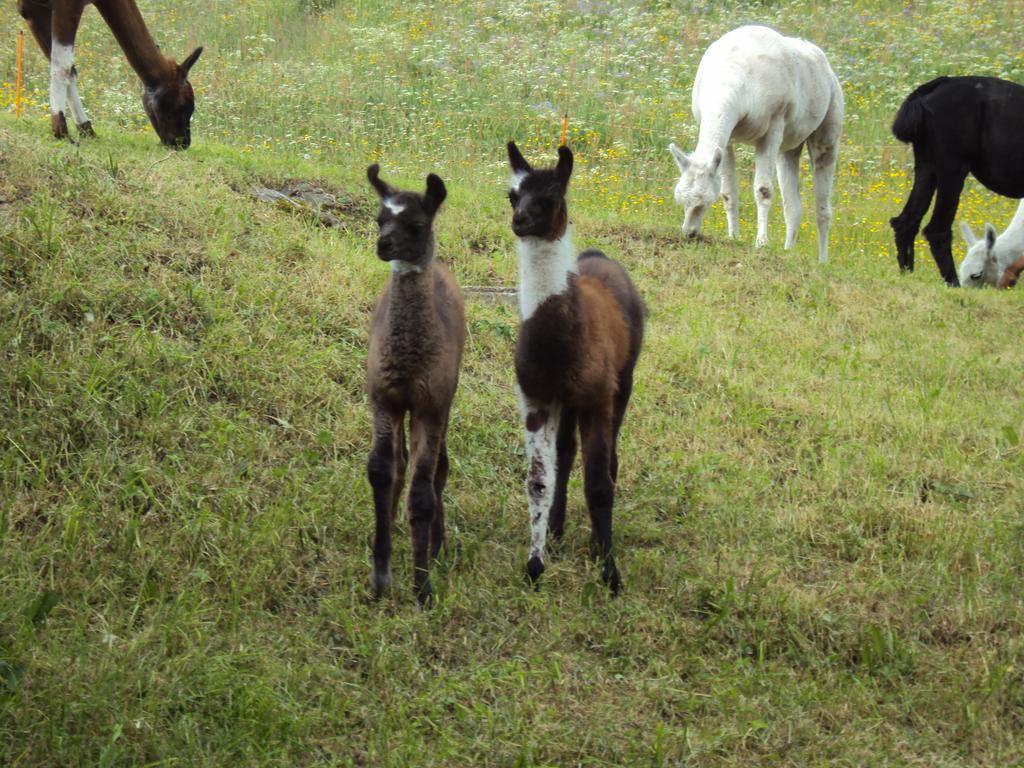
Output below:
[577,250,645,361]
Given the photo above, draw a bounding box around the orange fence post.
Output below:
[15,29,24,118]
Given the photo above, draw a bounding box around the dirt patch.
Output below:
[250,179,374,228]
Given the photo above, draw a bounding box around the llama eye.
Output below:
[970,272,983,281]
[508,191,520,206]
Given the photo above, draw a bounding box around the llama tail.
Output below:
[891,77,949,144]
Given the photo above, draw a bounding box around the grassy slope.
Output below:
[2,0,1024,765]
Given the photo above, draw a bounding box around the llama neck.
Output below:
[694,104,738,161]
[386,237,436,332]
[1004,200,1024,240]
[94,0,176,87]
[516,231,577,320]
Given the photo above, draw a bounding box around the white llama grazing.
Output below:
[668,25,844,263]
[959,200,1024,288]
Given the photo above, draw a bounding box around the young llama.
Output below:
[365,164,466,604]
[668,25,843,263]
[17,0,202,147]
[958,200,1024,289]
[507,142,644,594]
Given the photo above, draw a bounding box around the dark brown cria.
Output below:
[364,164,466,606]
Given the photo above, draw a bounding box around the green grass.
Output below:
[3,0,1024,765]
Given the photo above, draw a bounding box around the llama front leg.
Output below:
[580,405,620,594]
[66,67,94,137]
[48,3,86,140]
[407,412,444,604]
[720,144,740,239]
[923,171,968,286]
[367,408,403,598]
[776,146,803,250]
[753,127,782,248]
[521,398,561,585]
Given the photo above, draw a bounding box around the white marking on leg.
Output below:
[384,199,406,215]
[50,43,74,119]
[66,71,90,127]
[521,397,561,565]
[515,231,576,320]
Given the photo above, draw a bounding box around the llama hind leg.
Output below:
[580,405,620,595]
[890,156,936,273]
[430,435,449,563]
[776,146,803,251]
[721,145,740,239]
[808,137,839,264]
[548,408,577,541]
[407,412,445,604]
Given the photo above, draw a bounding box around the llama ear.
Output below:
[984,223,997,253]
[366,163,396,198]
[423,173,447,215]
[180,47,203,76]
[668,143,689,172]
[555,145,574,186]
[959,221,978,246]
[507,141,532,174]
[710,148,723,174]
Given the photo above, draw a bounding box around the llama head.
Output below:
[506,141,573,241]
[367,164,447,269]
[958,221,1000,287]
[668,143,722,238]
[142,47,203,149]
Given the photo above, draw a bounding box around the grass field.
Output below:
[3,1,1024,765]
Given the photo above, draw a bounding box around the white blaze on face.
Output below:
[50,43,75,118]
[510,172,527,193]
[384,199,406,215]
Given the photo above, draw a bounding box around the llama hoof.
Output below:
[51,112,69,140]
[370,567,391,599]
[77,121,96,138]
[602,562,622,596]
[414,579,434,607]
[526,556,545,586]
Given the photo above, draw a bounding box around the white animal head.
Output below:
[668,143,722,239]
[958,222,1000,288]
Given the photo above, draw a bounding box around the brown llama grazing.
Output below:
[365,164,466,604]
[506,142,645,594]
[17,0,202,147]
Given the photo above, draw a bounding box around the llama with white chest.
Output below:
[959,200,1024,289]
[507,142,645,594]
[668,25,844,263]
